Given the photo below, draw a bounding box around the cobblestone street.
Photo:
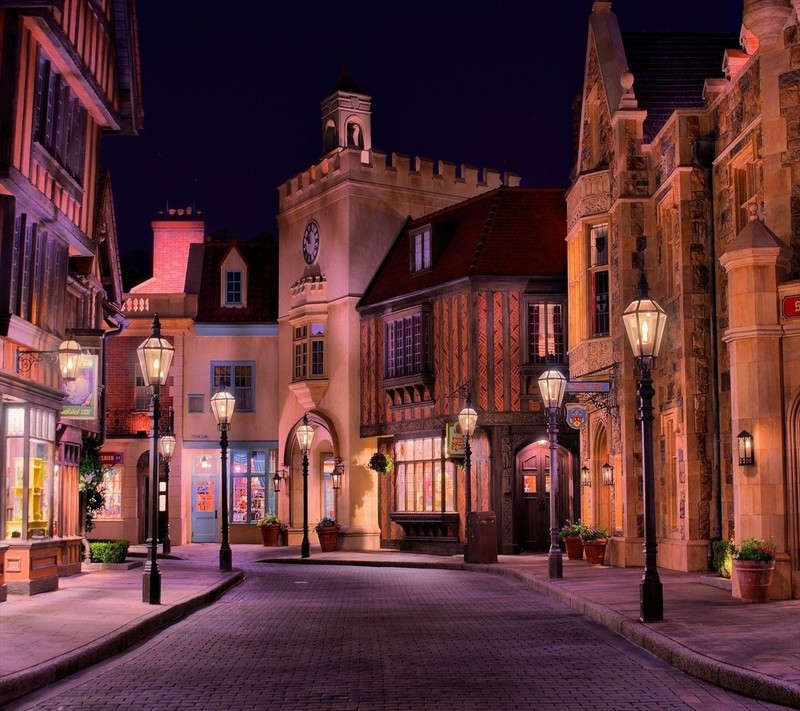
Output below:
[7,560,787,711]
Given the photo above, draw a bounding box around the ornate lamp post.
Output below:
[158,434,176,554]
[538,363,567,580]
[136,314,174,604]
[458,394,478,518]
[295,414,315,558]
[623,268,668,622]
[211,390,236,572]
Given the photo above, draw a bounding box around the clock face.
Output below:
[302,222,319,264]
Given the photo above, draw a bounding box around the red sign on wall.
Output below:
[783,295,800,320]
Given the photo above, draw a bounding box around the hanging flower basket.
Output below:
[368,452,393,474]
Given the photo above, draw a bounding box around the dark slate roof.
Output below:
[621,32,738,143]
[359,186,567,309]
[329,65,366,96]
[195,238,278,323]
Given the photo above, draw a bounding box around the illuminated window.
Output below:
[134,364,150,411]
[95,469,122,519]
[230,448,277,523]
[212,362,254,411]
[589,223,609,337]
[394,436,454,513]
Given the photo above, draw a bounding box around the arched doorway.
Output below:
[515,440,571,550]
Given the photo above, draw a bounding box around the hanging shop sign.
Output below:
[565,404,589,430]
[61,354,98,419]
[446,420,465,458]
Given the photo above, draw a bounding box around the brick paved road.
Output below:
[9,563,787,711]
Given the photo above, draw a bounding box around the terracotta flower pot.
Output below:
[734,559,775,603]
[563,536,584,560]
[316,525,340,552]
[259,524,281,546]
[582,539,607,565]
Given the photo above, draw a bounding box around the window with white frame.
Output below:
[411,228,432,272]
[384,309,431,379]
[212,362,254,411]
[293,322,325,380]
[589,223,609,337]
[526,301,565,364]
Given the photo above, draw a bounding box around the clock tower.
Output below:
[321,67,372,156]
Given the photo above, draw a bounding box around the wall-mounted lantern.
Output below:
[602,462,614,486]
[737,430,754,466]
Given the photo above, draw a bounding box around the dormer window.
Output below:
[220,247,247,308]
[226,270,242,305]
[411,228,431,273]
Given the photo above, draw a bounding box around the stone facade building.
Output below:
[569,0,799,598]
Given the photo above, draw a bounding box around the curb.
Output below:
[0,571,244,707]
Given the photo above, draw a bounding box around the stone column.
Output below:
[720,216,792,599]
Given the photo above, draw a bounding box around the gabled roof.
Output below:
[195,238,278,323]
[359,186,567,309]
[621,32,737,143]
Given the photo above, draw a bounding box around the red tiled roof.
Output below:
[195,238,278,323]
[359,186,566,308]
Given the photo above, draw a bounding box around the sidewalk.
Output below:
[0,544,798,708]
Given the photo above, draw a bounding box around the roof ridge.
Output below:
[468,185,506,277]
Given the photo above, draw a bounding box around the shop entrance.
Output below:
[191,476,218,543]
[516,441,570,551]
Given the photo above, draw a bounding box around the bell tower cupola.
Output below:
[320,67,372,156]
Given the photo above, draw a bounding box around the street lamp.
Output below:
[211,390,236,572]
[623,268,667,623]
[538,362,566,580]
[137,314,174,604]
[158,434,176,554]
[458,393,478,517]
[295,414,315,558]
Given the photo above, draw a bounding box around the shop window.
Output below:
[230,448,276,523]
[589,223,609,337]
[322,456,336,520]
[293,322,325,380]
[526,301,565,364]
[212,361,254,411]
[95,468,122,519]
[3,405,56,539]
[394,436,454,513]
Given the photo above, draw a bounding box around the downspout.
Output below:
[692,136,723,570]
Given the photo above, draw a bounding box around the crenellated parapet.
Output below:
[279,148,521,208]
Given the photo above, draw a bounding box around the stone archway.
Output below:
[786,390,800,588]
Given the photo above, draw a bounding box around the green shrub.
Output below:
[712,539,734,578]
[90,539,129,563]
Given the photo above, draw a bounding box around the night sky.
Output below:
[100,0,744,273]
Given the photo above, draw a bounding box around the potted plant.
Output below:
[559,520,587,560]
[733,537,776,603]
[580,525,609,565]
[316,515,340,552]
[368,452,393,474]
[258,513,282,546]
